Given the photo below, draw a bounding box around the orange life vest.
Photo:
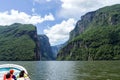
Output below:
[3,74,13,80]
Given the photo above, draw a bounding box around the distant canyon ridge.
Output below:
[0,4,120,61]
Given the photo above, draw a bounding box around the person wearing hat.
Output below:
[9,70,16,80]
[3,70,16,80]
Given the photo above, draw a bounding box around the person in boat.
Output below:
[3,70,16,80]
[9,70,17,80]
[3,72,13,80]
[17,70,28,80]
[17,70,30,80]
[5,73,14,80]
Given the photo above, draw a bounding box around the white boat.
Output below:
[0,64,30,80]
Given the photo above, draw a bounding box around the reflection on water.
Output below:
[0,61,120,80]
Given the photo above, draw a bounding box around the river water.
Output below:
[0,61,120,80]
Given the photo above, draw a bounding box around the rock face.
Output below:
[70,4,120,39]
[51,44,63,59]
[70,11,95,40]
[0,23,40,61]
[57,4,120,60]
[38,35,54,60]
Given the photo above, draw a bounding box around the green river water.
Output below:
[0,61,120,80]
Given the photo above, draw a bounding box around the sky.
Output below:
[0,0,120,46]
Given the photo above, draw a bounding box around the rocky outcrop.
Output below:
[38,35,54,60]
[29,28,40,60]
[70,4,120,40]
[57,4,120,60]
[70,11,95,39]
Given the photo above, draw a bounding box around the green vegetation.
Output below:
[71,26,120,60]
[38,35,55,60]
[57,4,120,60]
[0,23,38,61]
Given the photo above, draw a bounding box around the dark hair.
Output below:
[6,73,11,79]
[19,70,25,77]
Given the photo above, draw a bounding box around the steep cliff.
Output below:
[0,23,40,61]
[38,35,54,60]
[57,4,120,60]
[70,11,95,39]
[51,44,64,59]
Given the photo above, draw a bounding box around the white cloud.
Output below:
[44,18,76,45]
[59,0,120,19]
[0,9,54,26]
[32,8,35,13]
[46,0,51,2]
[34,0,51,3]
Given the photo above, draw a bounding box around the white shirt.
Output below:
[17,77,25,80]
[17,77,30,80]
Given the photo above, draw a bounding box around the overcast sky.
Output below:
[0,0,120,45]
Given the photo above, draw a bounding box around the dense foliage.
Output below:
[0,23,38,61]
[57,4,120,60]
